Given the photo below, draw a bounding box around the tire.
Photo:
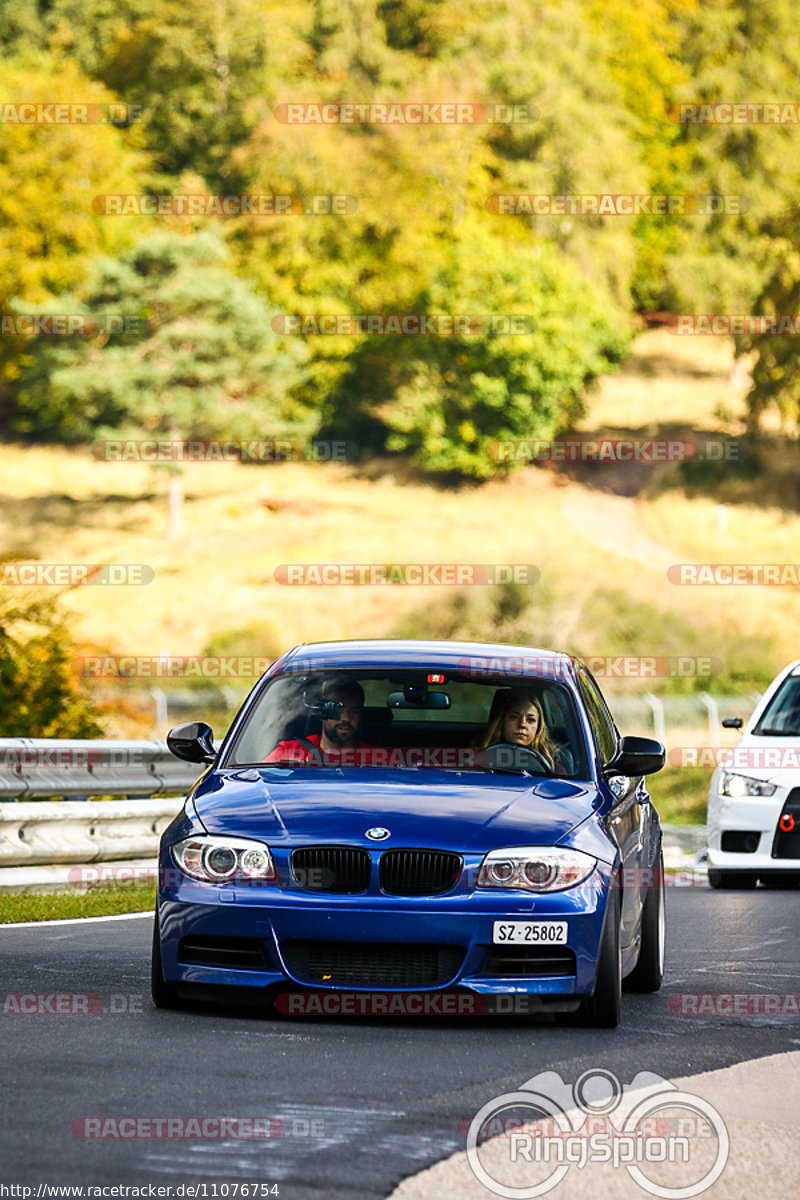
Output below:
[707,870,757,889]
[577,890,622,1028]
[151,914,183,1009]
[624,851,665,994]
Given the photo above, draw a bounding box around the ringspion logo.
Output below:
[466,1068,728,1198]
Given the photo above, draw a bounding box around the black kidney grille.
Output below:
[379,849,462,896]
[290,846,371,893]
[482,945,576,978]
[280,940,465,986]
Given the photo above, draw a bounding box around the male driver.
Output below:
[264,679,370,763]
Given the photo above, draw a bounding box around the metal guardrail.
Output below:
[0,740,201,880]
[0,738,202,801]
[0,738,708,890]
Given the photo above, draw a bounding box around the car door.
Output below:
[577,667,644,952]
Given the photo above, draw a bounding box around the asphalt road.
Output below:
[1,889,799,1197]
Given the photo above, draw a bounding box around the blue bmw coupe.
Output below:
[152,640,666,1027]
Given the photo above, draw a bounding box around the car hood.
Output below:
[719,733,800,783]
[190,767,601,854]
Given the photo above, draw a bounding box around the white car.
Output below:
[707,658,800,888]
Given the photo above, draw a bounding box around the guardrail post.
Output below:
[149,686,168,730]
[699,691,720,745]
[643,692,666,744]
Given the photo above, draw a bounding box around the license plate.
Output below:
[492,921,568,945]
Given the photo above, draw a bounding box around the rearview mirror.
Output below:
[722,717,743,729]
[166,721,216,764]
[604,735,665,778]
[387,690,451,709]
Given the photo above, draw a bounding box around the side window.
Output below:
[578,670,618,765]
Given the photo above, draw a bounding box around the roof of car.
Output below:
[275,639,577,678]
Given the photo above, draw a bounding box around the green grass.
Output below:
[649,766,710,825]
[0,880,156,923]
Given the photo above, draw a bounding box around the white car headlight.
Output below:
[719,772,777,799]
[477,847,596,892]
[172,836,277,883]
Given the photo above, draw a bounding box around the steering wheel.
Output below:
[486,742,550,774]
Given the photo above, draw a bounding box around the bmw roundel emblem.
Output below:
[366,826,390,841]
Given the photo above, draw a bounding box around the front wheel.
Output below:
[576,891,621,1028]
[151,915,183,1009]
[624,850,665,993]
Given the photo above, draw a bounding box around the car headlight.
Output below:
[477,847,596,892]
[718,772,777,799]
[172,837,277,883]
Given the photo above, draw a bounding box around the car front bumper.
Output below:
[156,869,612,1001]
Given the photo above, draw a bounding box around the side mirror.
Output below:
[166,721,216,764]
[722,717,743,729]
[604,735,665,778]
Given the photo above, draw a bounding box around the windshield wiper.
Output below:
[755,726,800,737]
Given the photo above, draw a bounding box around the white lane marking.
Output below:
[0,911,152,930]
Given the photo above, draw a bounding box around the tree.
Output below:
[0,587,103,737]
[40,0,289,189]
[7,229,311,444]
[0,52,149,414]
[324,218,630,477]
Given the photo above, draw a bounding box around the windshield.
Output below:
[224,668,590,778]
[753,671,800,736]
